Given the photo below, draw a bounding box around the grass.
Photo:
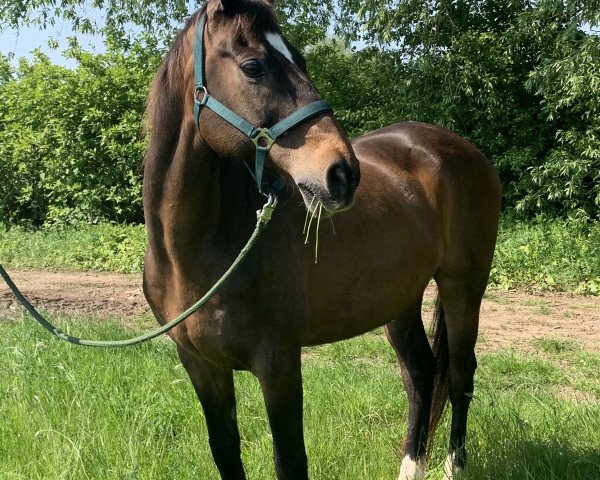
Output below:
[490,215,600,294]
[1,313,599,479]
[1,215,599,293]
[0,223,146,274]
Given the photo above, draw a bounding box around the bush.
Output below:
[0,223,146,273]
[0,42,160,226]
[490,214,600,294]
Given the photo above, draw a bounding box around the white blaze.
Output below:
[265,32,295,64]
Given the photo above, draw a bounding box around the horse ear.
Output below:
[215,0,237,13]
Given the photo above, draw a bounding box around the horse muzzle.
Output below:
[298,156,360,214]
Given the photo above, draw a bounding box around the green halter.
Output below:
[193,13,333,194]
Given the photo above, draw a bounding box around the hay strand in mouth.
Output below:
[304,200,318,245]
[303,195,317,236]
[314,202,323,264]
[302,197,325,264]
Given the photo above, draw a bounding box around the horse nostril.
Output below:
[327,160,355,201]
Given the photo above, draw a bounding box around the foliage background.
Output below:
[0,0,599,226]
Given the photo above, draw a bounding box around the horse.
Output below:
[142,0,502,479]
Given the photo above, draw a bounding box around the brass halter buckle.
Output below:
[251,128,276,150]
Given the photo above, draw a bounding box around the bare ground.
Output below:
[1,269,599,353]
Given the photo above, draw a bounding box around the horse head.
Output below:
[197,0,360,213]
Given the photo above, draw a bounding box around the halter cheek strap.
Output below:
[193,14,333,195]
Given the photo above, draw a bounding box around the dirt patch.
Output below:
[0,269,148,320]
[423,286,600,353]
[481,290,599,353]
[1,269,599,352]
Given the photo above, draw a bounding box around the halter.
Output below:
[193,13,333,194]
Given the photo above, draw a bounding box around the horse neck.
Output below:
[144,129,258,257]
[203,148,260,240]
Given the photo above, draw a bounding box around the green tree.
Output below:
[524,29,600,216]
[338,0,600,218]
[306,42,412,137]
[0,0,188,49]
[2,0,600,219]
[0,40,160,226]
[0,0,336,51]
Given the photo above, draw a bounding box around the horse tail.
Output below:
[428,295,449,447]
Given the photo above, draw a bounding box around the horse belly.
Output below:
[300,157,443,345]
[302,215,440,345]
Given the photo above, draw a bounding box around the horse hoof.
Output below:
[442,453,464,479]
[398,455,426,480]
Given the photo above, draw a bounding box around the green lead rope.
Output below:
[0,195,278,348]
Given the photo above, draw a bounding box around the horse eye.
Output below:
[240,60,263,78]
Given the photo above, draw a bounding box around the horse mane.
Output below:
[143,8,204,167]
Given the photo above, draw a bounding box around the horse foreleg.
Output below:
[253,342,308,480]
[177,346,246,480]
[385,298,435,480]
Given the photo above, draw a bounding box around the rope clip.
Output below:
[257,193,278,224]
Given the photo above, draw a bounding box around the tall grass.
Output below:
[490,215,600,294]
[1,216,599,293]
[0,223,146,274]
[1,314,599,479]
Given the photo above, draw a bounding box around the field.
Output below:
[1,269,599,479]
[1,213,599,480]
[2,0,600,477]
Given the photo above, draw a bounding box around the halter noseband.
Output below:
[193,14,333,195]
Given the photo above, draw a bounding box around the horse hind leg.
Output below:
[433,273,486,480]
[385,296,436,480]
[177,346,246,480]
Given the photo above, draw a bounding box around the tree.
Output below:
[2,0,599,219]
[0,42,160,226]
[0,0,188,48]
[524,31,600,216]
[337,0,600,218]
[0,0,340,51]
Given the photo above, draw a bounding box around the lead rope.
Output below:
[0,195,277,348]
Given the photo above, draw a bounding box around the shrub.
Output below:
[0,43,160,226]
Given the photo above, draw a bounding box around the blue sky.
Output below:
[1,23,105,68]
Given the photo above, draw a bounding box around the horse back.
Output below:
[353,122,499,188]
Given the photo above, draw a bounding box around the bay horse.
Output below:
[142,0,502,479]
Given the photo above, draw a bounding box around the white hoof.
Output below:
[398,455,426,480]
[442,452,464,479]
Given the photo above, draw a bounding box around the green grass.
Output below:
[0,223,146,274]
[490,216,600,294]
[1,314,599,479]
[1,216,599,293]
